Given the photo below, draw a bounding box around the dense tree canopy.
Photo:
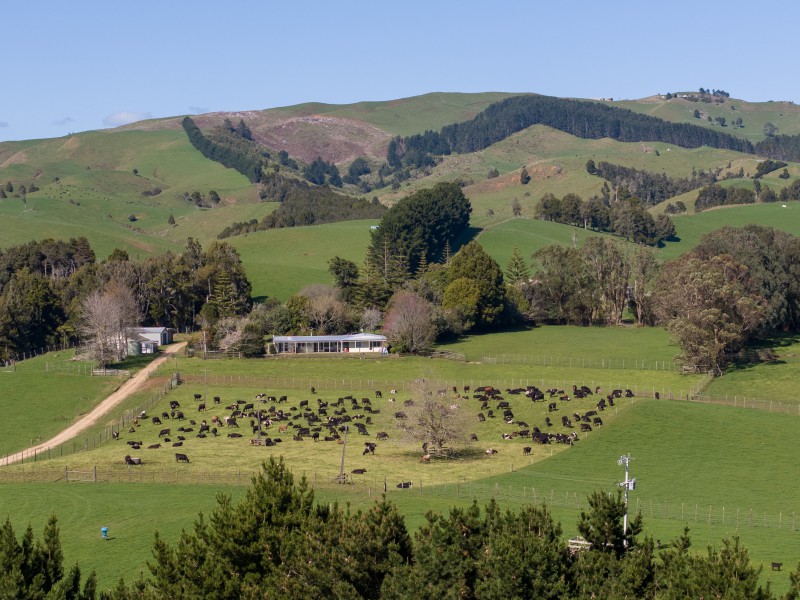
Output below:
[367,182,471,278]
[446,241,506,330]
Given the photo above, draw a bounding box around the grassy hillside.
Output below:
[613,95,800,143]
[2,91,800,298]
[231,219,378,301]
[282,92,520,137]
[0,129,264,257]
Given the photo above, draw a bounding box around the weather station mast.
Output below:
[618,454,636,547]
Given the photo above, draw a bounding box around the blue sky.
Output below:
[2,0,798,142]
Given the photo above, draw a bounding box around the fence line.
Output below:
[481,354,679,372]
[44,361,94,375]
[686,393,800,415]
[2,342,77,368]
[0,465,797,532]
[174,373,708,404]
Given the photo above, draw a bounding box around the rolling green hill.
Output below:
[2,91,800,299]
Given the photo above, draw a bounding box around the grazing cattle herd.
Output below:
[115,381,634,486]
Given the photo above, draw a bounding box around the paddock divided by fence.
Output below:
[481,354,680,371]
[0,464,797,533]
[174,372,708,404]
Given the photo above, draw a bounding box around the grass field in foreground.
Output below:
[3,394,800,594]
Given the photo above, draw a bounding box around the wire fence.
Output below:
[2,343,76,368]
[1,464,798,533]
[1,374,180,466]
[481,354,680,372]
[43,361,94,375]
[174,373,709,403]
[686,394,800,415]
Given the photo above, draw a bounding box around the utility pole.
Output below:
[618,454,636,548]
[203,369,208,403]
[337,425,349,484]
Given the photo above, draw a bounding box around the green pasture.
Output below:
[0,351,165,458]
[703,334,800,404]
[663,201,800,260]
[3,329,800,592]
[0,352,117,458]
[3,397,800,593]
[438,325,679,365]
[231,219,378,301]
[477,217,629,269]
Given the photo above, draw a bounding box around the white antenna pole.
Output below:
[618,454,635,548]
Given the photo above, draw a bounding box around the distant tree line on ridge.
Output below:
[586,160,718,206]
[534,191,676,247]
[387,94,800,168]
[694,178,800,212]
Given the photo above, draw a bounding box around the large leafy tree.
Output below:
[0,268,64,359]
[367,182,471,279]
[446,241,506,330]
[656,253,765,375]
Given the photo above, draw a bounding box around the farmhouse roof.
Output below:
[131,327,170,334]
[273,333,387,343]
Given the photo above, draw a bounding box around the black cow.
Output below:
[548,403,557,412]
[352,468,367,475]
[376,432,389,440]
[197,403,206,412]
[170,401,180,410]
[397,482,412,489]
[523,447,532,455]
[580,423,592,432]
[152,416,162,425]
[124,455,142,465]
[470,433,479,441]
[194,394,202,401]
[158,428,170,437]
[175,453,190,463]
[363,442,377,455]
[477,412,486,422]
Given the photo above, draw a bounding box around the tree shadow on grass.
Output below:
[725,332,800,372]
[398,445,487,461]
[452,226,482,253]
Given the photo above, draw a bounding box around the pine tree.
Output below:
[505,244,531,284]
[520,166,531,185]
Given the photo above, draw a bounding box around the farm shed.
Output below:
[126,334,159,356]
[129,327,173,346]
[272,333,387,354]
